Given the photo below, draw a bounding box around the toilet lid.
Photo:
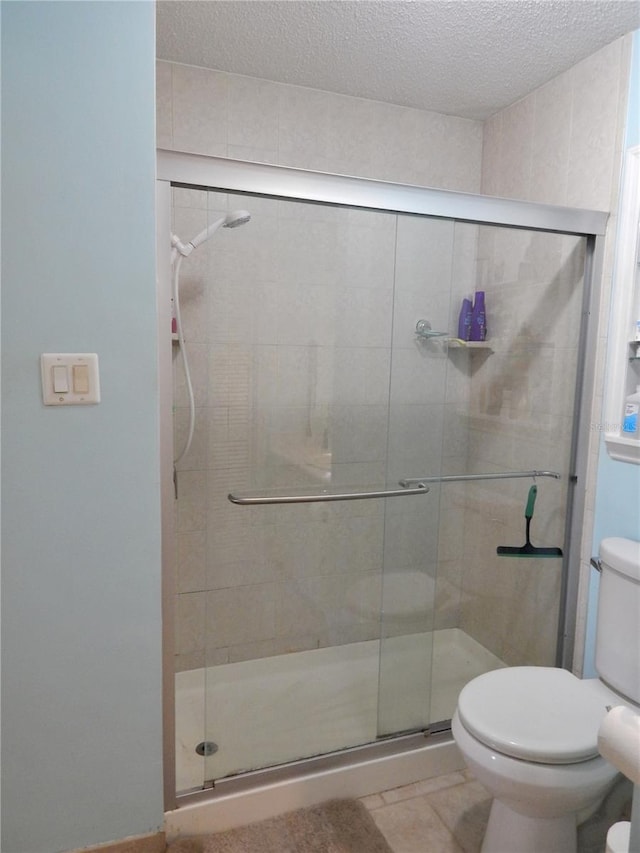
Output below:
[457,667,610,764]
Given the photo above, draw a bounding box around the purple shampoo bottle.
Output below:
[457,298,473,341]
[470,291,487,341]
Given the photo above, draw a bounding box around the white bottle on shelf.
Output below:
[622,385,640,436]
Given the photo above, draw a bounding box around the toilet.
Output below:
[452,537,640,853]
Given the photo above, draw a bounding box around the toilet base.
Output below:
[482,798,577,853]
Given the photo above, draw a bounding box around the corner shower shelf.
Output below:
[446,339,493,351]
[415,320,493,351]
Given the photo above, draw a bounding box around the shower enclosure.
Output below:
[157,152,607,808]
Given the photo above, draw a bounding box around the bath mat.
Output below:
[166,798,394,853]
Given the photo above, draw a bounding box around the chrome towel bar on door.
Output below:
[399,470,561,487]
[228,482,429,505]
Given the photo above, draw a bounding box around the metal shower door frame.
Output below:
[156,149,608,810]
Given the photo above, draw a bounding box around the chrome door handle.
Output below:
[228,482,429,505]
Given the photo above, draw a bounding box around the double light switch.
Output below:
[41,353,100,405]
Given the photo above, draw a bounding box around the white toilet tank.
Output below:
[595,537,640,703]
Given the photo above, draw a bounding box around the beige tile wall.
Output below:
[170,186,476,668]
[157,61,483,189]
[158,62,486,670]
[476,34,633,670]
[159,33,632,675]
[454,228,586,666]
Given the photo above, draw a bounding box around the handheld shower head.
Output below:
[172,209,252,258]
[224,210,251,229]
[192,209,251,246]
[171,206,251,464]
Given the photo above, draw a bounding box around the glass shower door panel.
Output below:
[171,185,588,793]
[429,223,586,729]
[450,225,585,668]
[191,194,402,782]
[376,218,587,737]
[377,214,461,737]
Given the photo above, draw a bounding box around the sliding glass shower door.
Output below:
[194,194,445,785]
[170,188,450,788]
[378,217,586,738]
[169,181,587,792]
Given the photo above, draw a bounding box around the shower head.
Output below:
[171,209,251,259]
[189,209,251,250]
[224,210,251,229]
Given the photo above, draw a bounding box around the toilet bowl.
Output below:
[452,537,640,853]
[452,668,624,852]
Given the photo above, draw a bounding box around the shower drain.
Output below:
[195,741,218,757]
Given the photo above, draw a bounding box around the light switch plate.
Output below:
[41,353,100,405]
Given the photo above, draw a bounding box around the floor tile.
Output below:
[379,771,468,805]
[426,780,492,853]
[360,792,386,810]
[371,798,465,853]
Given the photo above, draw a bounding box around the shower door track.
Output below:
[177,729,446,806]
[157,149,608,811]
[157,149,607,235]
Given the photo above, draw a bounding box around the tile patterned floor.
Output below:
[163,765,630,853]
[360,770,492,853]
[360,769,632,853]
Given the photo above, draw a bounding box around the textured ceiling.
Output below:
[156,0,639,119]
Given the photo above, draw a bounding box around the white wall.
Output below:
[1,3,162,851]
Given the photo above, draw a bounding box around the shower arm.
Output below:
[398,470,561,487]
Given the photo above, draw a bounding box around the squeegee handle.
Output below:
[525,485,537,519]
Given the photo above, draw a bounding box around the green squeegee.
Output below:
[497,485,563,558]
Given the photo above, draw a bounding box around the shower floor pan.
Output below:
[175,627,504,793]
